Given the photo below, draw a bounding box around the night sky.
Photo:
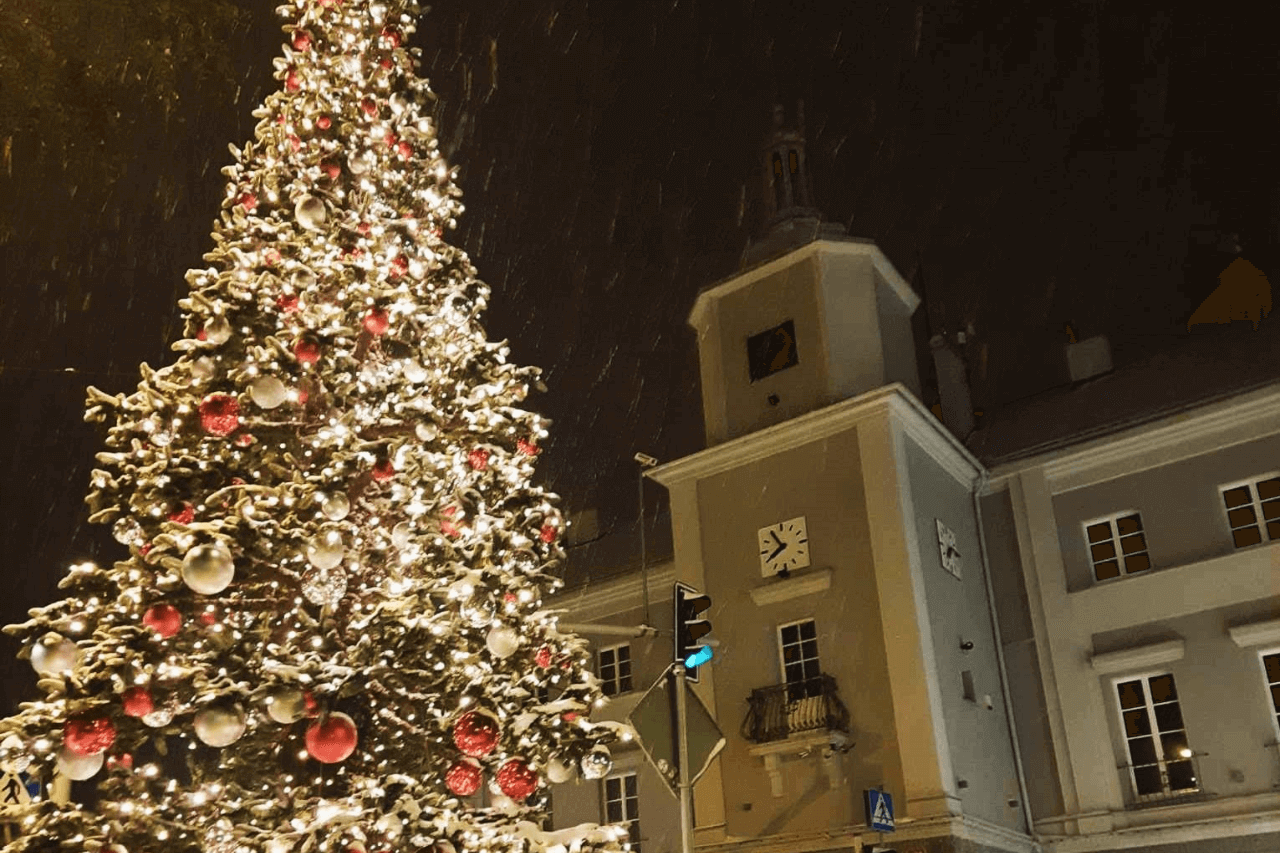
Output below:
[1,1,1277,711]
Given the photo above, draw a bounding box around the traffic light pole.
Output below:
[673,661,695,853]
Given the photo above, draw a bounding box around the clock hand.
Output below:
[771,531,783,547]
[768,542,786,560]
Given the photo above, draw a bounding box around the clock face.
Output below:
[936,519,962,579]
[758,516,810,576]
[747,319,799,382]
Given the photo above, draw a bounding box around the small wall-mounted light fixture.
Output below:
[960,639,974,651]
[767,393,780,407]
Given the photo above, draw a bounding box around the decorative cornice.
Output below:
[987,382,1280,495]
[648,384,983,490]
[692,814,1036,853]
[549,562,675,623]
[1089,639,1185,674]
[689,239,918,332]
[1228,616,1280,648]
[749,568,833,606]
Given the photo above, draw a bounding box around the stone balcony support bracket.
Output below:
[748,730,848,798]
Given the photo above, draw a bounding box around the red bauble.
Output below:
[264,248,282,266]
[167,503,195,525]
[540,524,558,543]
[445,759,482,797]
[288,135,302,152]
[294,336,322,364]
[199,394,240,436]
[380,26,402,48]
[305,712,358,764]
[358,221,372,235]
[390,254,409,276]
[317,116,333,131]
[397,141,414,160]
[278,293,300,313]
[535,646,552,669]
[468,448,489,471]
[372,458,395,482]
[516,437,540,456]
[199,610,218,626]
[296,389,310,405]
[503,592,518,604]
[361,98,378,117]
[64,717,116,756]
[235,433,255,447]
[496,759,539,801]
[384,133,398,147]
[143,603,182,638]
[286,70,301,91]
[239,192,258,212]
[362,307,390,336]
[452,710,500,757]
[121,686,155,718]
[292,30,312,51]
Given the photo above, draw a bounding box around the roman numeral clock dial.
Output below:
[757,516,811,577]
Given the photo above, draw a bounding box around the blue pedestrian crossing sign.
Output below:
[865,789,895,832]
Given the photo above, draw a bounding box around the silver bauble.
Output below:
[30,637,79,677]
[205,315,233,346]
[460,596,496,628]
[391,522,413,549]
[402,359,428,383]
[485,625,520,659]
[194,704,247,747]
[182,544,235,595]
[580,747,612,780]
[305,530,346,570]
[112,516,145,547]
[56,747,103,781]
[415,421,437,441]
[348,150,376,175]
[545,756,575,784]
[265,686,308,724]
[0,735,30,775]
[142,699,177,729]
[250,376,289,409]
[301,565,347,608]
[191,356,217,380]
[320,492,350,521]
[295,195,327,231]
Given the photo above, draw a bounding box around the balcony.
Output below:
[742,674,850,744]
[1117,751,1214,808]
[742,675,851,797]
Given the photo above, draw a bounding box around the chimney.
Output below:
[1064,323,1113,383]
[930,334,975,439]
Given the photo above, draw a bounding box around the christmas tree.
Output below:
[0,2,631,853]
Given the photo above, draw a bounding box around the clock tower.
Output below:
[648,106,1030,853]
[691,103,922,447]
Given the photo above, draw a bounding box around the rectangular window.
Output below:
[598,644,633,697]
[1221,475,1280,549]
[603,773,640,852]
[1261,650,1280,739]
[1115,673,1197,801]
[779,619,821,701]
[1084,512,1151,581]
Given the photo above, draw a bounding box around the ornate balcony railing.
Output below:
[1117,751,1213,808]
[742,673,850,744]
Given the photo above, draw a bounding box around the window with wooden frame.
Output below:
[597,643,633,697]
[1260,649,1280,741]
[778,618,821,701]
[1114,672,1197,800]
[1221,475,1280,549]
[1084,511,1151,581]
[603,773,640,852]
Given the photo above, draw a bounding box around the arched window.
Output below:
[771,152,787,211]
[788,149,803,206]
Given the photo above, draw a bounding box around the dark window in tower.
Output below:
[771,152,786,211]
[788,149,802,205]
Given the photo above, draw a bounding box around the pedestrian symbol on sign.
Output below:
[865,788,895,832]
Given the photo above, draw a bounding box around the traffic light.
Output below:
[674,582,713,679]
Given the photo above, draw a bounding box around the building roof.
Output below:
[966,320,1280,466]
